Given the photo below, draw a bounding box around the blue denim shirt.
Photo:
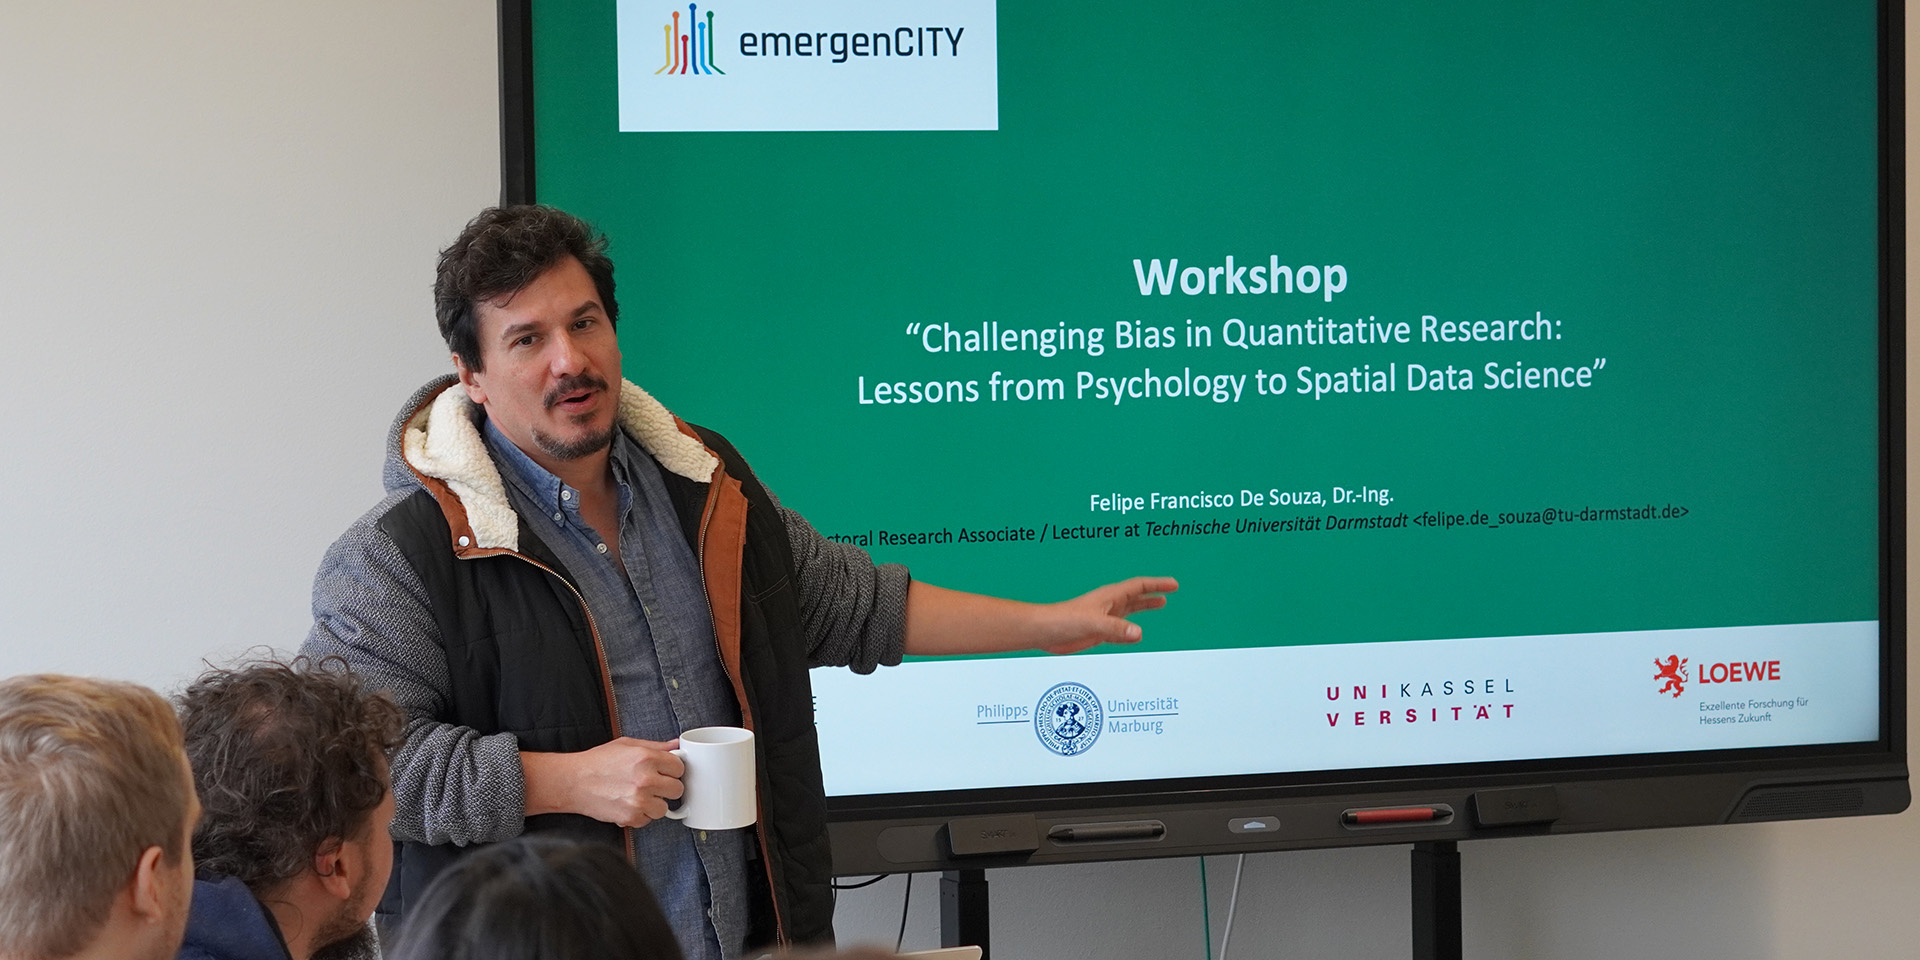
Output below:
[484,418,750,960]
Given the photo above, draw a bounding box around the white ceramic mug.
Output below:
[665,725,757,830]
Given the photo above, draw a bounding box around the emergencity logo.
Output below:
[656,4,724,76]
[1034,682,1103,756]
[617,0,998,132]
[1654,655,1689,697]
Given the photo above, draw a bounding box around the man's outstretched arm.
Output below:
[903,576,1179,657]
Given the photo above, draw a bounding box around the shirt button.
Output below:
[553,512,564,522]
[669,678,680,689]
[595,543,608,554]
[561,490,572,501]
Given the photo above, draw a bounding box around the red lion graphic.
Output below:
[1654,655,1689,697]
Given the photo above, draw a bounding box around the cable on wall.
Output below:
[1218,854,1247,960]
[896,873,914,951]
[1199,857,1216,960]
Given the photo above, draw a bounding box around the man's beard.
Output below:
[309,873,381,960]
[311,920,379,960]
[533,373,617,461]
[532,422,617,461]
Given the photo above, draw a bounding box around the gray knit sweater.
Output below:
[301,376,908,847]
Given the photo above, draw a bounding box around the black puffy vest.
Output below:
[373,424,832,949]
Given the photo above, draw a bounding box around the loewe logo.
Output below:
[1655,655,1782,698]
[1654,655,1689,697]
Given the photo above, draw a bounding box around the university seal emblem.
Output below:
[1034,682,1103,757]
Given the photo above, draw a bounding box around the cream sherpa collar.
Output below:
[400,379,720,551]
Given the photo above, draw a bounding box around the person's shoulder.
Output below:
[323,487,444,558]
[307,487,455,604]
[674,419,759,477]
[178,876,291,960]
[667,414,736,452]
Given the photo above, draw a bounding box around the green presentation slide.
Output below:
[534,0,1880,658]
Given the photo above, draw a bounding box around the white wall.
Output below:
[1,3,1912,958]
[0,1,493,689]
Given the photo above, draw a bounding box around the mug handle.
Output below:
[663,747,689,821]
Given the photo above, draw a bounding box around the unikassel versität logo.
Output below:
[656,4,724,75]
[1034,682,1103,756]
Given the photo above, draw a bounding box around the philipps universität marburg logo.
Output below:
[657,4,724,76]
[1034,682,1103,756]
[1654,655,1689,698]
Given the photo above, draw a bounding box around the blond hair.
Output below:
[0,675,192,960]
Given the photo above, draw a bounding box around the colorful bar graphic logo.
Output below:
[616,0,998,131]
[657,4,724,75]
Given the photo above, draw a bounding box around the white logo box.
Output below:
[812,621,1881,796]
[616,0,999,132]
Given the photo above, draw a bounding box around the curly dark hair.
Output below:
[176,656,405,892]
[389,835,683,960]
[435,204,619,372]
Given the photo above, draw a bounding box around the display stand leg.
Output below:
[940,868,990,960]
[1411,842,1462,960]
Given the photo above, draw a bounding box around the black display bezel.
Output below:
[500,0,1908,875]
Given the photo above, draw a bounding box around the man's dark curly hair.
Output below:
[176,656,404,892]
[434,204,619,373]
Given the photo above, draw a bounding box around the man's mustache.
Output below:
[544,374,609,410]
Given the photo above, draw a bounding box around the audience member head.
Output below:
[434,204,618,373]
[176,657,404,960]
[388,835,684,960]
[0,674,198,960]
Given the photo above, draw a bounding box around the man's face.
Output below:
[455,255,623,471]
[358,784,395,916]
[142,754,199,960]
[311,779,395,960]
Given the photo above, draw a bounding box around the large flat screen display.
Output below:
[513,0,1905,870]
